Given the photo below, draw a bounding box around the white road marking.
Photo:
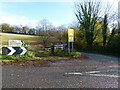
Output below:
[109,66,119,67]
[65,70,119,78]
[65,72,83,75]
[85,71,101,74]
[89,74,120,78]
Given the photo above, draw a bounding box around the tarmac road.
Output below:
[2,53,120,88]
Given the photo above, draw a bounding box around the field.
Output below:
[0,32,40,46]
[0,32,60,55]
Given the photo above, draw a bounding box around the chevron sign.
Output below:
[2,47,27,55]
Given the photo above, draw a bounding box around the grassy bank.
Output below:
[0,32,40,46]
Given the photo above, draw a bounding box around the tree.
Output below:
[107,27,116,45]
[75,25,86,47]
[75,1,101,47]
[102,14,108,46]
[36,19,54,46]
[22,26,30,34]
[55,25,67,43]
[0,25,2,32]
[28,28,37,35]
[13,25,21,33]
[1,23,14,33]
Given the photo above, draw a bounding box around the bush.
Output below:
[54,50,66,56]
[26,51,35,57]
[30,46,51,57]
[1,51,40,62]
[69,52,82,56]
[2,55,17,60]
[53,49,82,57]
[34,50,50,57]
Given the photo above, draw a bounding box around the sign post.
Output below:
[9,40,24,47]
[2,40,27,55]
[2,47,27,55]
[68,29,74,53]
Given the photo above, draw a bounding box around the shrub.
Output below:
[34,50,50,57]
[54,50,66,56]
[53,49,82,57]
[1,50,40,62]
[2,55,17,60]
[69,52,82,56]
[26,51,35,57]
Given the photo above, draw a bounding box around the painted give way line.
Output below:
[65,70,120,78]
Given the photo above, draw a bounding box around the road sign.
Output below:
[2,47,27,55]
[9,40,24,47]
[68,29,74,37]
[68,29,74,52]
[68,29,74,42]
[68,37,74,42]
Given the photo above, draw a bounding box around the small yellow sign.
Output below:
[68,37,74,42]
[68,29,74,42]
[68,29,74,37]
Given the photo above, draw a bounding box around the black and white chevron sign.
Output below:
[2,47,27,55]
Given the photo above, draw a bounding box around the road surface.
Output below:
[2,52,120,88]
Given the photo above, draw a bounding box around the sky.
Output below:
[0,0,119,28]
[0,1,75,28]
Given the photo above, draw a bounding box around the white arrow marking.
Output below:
[8,47,16,55]
[20,47,27,55]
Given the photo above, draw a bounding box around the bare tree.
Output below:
[68,20,80,33]
[118,1,120,32]
[55,25,67,44]
[36,19,54,47]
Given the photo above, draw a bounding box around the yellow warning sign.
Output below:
[68,29,74,37]
[68,29,74,42]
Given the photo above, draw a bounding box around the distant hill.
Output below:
[0,32,40,46]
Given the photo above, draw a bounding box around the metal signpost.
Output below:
[2,40,27,55]
[2,47,27,55]
[68,29,74,53]
[9,40,24,47]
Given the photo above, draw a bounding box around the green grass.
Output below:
[0,33,59,46]
[0,32,40,46]
[1,55,41,62]
[40,56,69,60]
[1,55,69,63]
[0,33,82,63]
[69,52,82,56]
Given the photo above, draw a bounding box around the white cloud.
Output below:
[0,2,39,28]
[0,14,61,28]
[0,15,39,28]
[0,2,58,28]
